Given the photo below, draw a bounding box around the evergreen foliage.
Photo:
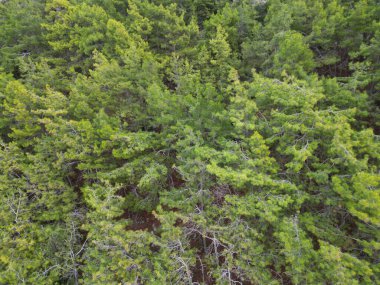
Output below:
[0,0,379,284]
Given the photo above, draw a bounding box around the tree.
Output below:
[0,1,379,284]
[0,0,47,75]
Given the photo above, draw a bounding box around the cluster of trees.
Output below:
[0,0,379,284]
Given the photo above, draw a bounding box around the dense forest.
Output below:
[0,0,379,284]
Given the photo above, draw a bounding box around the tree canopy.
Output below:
[0,0,379,284]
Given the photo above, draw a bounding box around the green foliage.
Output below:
[44,1,109,72]
[0,0,47,74]
[272,31,315,79]
[0,0,379,284]
[126,0,199,56]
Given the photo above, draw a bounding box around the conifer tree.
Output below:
[0,1,379,284]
